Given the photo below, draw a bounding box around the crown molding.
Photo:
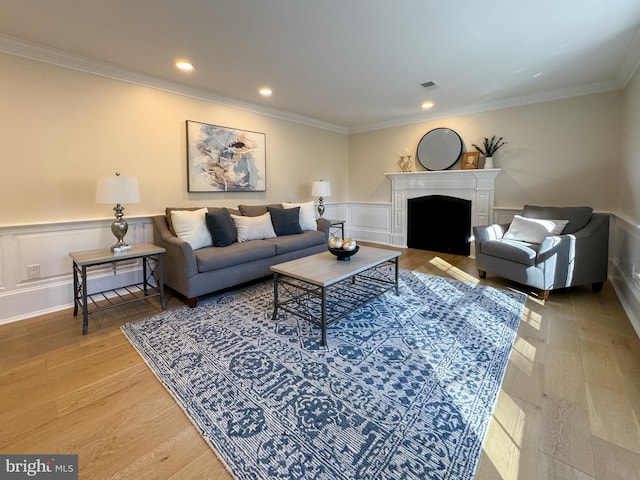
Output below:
[0,34,348,135]
[616,25,640,87]
[1,33,635,137]
[349,79,624,134]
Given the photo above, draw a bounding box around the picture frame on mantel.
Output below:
[461,151,479,170]
[186,120,266,192]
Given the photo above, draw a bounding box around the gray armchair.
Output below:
[473,205,609,300]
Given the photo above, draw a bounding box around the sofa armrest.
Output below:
[316,217,330,241]
[152,216,198,279]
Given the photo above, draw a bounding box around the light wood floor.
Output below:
[2,247,640,479]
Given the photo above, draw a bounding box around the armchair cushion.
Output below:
[503,215,568,243]
[480,239,539,266]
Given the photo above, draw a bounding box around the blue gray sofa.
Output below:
[153,204,329,306]
[473,205,609,300]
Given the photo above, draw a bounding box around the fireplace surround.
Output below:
[385,169,500,253]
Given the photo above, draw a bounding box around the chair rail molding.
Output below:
[1,207,637,338]
[0,217,153,325]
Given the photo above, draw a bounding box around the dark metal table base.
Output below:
[72,254,165,334]
[272,258,399,346]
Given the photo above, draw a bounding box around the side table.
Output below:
[327,219,346,239]
[70,243,166,334]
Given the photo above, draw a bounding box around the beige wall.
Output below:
[0,50,633,228]
[621,67,640,222]
[0,53,348,226]
[348,92,623,211]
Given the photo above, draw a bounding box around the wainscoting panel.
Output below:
[348,203,392,245]
[610,214,640,336]
[2,208,638,338]
[0,217,152,324]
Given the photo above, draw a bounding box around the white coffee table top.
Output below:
[271,245,400,287]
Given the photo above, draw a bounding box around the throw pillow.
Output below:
[267,206,303,236]
[503,215,569,244]
[238,204,281,217]
[170,208,212,250]
[231,213,277,242]
[282,201,317,231]
[205,208,237,247]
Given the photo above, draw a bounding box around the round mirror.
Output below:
[416,128,463,170]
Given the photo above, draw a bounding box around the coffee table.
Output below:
[271,245,401,345]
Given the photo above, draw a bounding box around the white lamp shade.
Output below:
[95,175,140,204]
[312,181,331,197]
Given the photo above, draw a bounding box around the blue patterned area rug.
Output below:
[121,269,526,480]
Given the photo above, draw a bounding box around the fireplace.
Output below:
[385,169,500,254]
[408,195,472,255]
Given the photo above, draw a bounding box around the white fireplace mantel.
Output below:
[385,169,500,248]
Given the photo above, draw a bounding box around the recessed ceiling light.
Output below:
[422,101,434,109]
[259,87,272,96]
[175,61,194,72]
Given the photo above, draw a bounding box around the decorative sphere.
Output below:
[342,238,357,251]
[328,236,343,249]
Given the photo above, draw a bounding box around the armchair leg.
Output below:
[539,290,550,301]
[478,269,487,279]
[592,282,604,293]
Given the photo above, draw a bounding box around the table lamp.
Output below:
[95,172,140,252]
[312,180,331,218]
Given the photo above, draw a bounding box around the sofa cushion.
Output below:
[265,230,326,255]
[480,239,539,266]
[165,206,241,235]
[503,215,569,244]
[522,205,593,234]
[165,207,202,236]
[194,241,276,272]
[231,213,277,242]
[267,206,302,236]
[238,204,282,217]
[205,208,237,247]
[282,201,317,231]
[170,208,212,250]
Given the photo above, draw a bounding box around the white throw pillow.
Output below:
[171,208,212,250]
[282,201,317,231]
[503,215,569,244]
[231,213,277,242]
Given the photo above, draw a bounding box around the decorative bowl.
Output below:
[328,245,359,261]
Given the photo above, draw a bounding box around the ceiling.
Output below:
[2,0,640,133]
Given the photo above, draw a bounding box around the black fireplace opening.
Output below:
[407,195,472,256]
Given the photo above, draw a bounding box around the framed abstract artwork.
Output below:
[186,120,266,192]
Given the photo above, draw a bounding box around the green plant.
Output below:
[472,136,507,157]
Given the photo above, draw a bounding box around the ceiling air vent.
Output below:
[420,81,441,90]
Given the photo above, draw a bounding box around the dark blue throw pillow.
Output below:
[267,206,303,236]
[205,208,237,247]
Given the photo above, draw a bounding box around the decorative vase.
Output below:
[484,156,494,169]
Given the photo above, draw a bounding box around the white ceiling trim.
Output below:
[351,79,625,134]
[616,25,640,87]
[1,32,637,136]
